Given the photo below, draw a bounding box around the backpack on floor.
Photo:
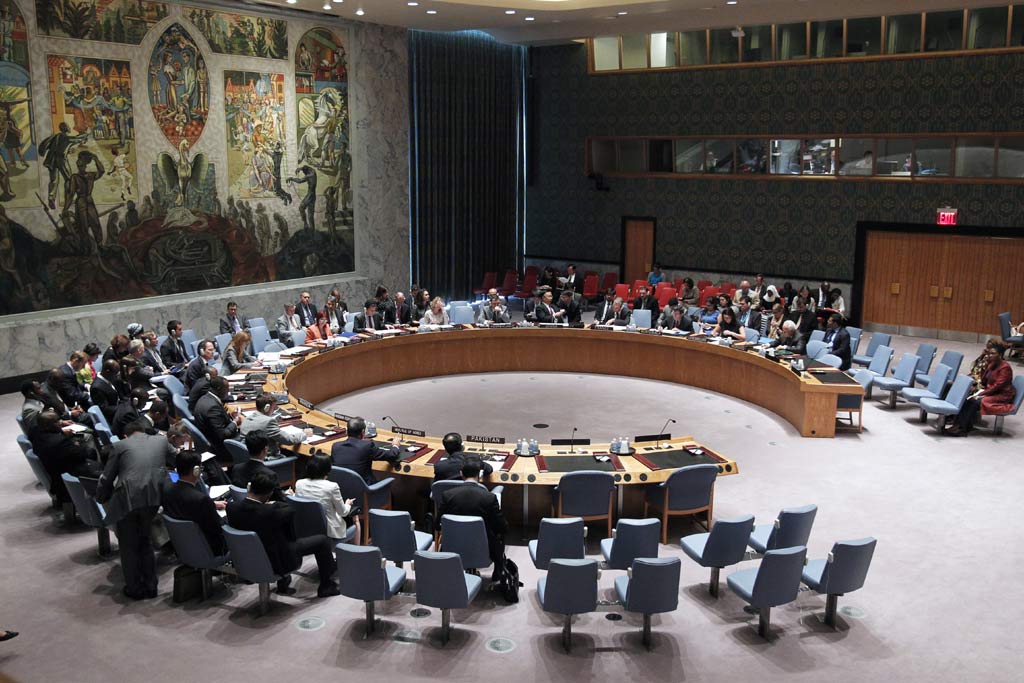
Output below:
[498,556,522,604]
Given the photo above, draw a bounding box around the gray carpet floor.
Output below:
[1,331,1021,683]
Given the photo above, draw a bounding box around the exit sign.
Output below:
[936,207,959,225]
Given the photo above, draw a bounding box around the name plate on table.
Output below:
[393,426,426,438]
[333,412,353,422]
[298,397,314,410]
[467,434,506,444]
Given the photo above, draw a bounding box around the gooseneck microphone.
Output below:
[382,415,401,431]
[569,426,578,454]
[656,418,677,448]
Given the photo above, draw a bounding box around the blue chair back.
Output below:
[624,558,681,615]
[913,343,938,376]
[919,362,953,394]
[862,333,891,359]
[750,546,807,608]
[414,550,472,609]
[937,350,964,377]
[533,517,586,570]
[249,317,267,329]
[846,326,862,355]
[555,470,615,517]
[164,515,224,567]
[223,525,279,583]
[189,339,200,359]
[215,333,233,358]
[62,473,106,529]
[806,340,827,359]
[852,368,874,390]
[157,335,168,350]
[818,354,842,368]
[16,434,32,454]
[227,485,247,505]
[180,329,199,359]
[224,438,249,466]
[338,544,393,601]
[439,514,490,569]
[291,330,306,347]
[1007,376,1024,416]
[15,413,29,436]
[631,309,652,328]
[24,449,52,492]
[92,421,117,448]
[702,514,756,567]
[998,311,1014,341]
[328,466,369,501]
[430,480,474,508]
[817,537,877,595]
[287,494,328,538]
[542,559,599,615]
[866,345,894,375]
[662,464,717,510]
[891,353,921,384]
[163,374,186,396]
[766,504,817,550]
[808,329,825,343]
[450,306,475,325]
[265,456,296,485]
[182,418,211,452]
[172,393,194,421]
[87,405,110,432]
[250,326,272,354]
[607,518,660,569]
[942,374,974,411]
[371,509,420,563]
[742,326,760,342]
[263,341,288,353]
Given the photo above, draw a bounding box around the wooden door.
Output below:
[861,232,910,324]
[623,218,655,285]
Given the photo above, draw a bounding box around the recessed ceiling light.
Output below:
[426,9,437,14]
[618,11,628,15]
[286,0,296,4]
[408,1,418,5]
[524,16,534,21]
[322,2,331,9]
[355,8,364,15]
[505,9,515,14]
[332,0,343,4]
[727,1,738,4]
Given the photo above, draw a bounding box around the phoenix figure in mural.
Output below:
[156,139,208,227]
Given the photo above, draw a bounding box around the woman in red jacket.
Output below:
[951,342,1015,436]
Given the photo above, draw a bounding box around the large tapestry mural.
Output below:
[36,0,169,44]
[0,5,357,317]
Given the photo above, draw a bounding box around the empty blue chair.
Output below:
[224,438,249,467]
[413,550,483,645]
[249,325,272,354]
[93,420,117,449]
[156,334,168,350]
[163,374,186,397]
[920,374,974,432]
[87,405,110,432]
[615,557,681,650]
[249,317,267,329]
[172,394,194,422]
[164,515,229,600]
[263,341,288,353]
[818,353,842,368]
[24,449,52,497]
[265,456,297,486]
[846,326,862,355]
[439,514,490,571]
[681,514,755,597]
[450,306,475,325]
[872,353,920,408]
[601,518,660,570]
[223,525,285,615]
[62,473,112,556]
[916,350,963,387]
[538,558,599,652]
[727,545,808,638]
[911,343,938,380]
[290,330,306,348]
[863,345,894,378]
[806,339,828,359]
[644,464,717,543]
[180,329,199,359]
[993,376,1024,435]
[748,504,817,554]
[16,433,31,455]
[902,363,953,415]
[329,466,394,544]
[370,509,432,566]
[998,311,1024,348]
[552,471,615,539]
[182,418,211,452]
[802,537,877,628]
[337,543,407,636]
[189,339,201,360]
[808,329,826,343]
[630,308,652,328]
[214,333,233,358]
[527,517,583,570]
[852,332,891,366]
[742,326,760,342]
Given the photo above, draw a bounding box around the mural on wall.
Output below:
[295,27,351,241]
[148,23,208,148]
[0,0,39,209]
[185,6,287,60]
[35,0,169,44]
[223,70,286,201]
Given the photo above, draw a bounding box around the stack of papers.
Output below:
[280,425,307,440]
[372,329,402,336]
[257,351,281,362]
[281,345,312,356]
[224,373,249,382]
[208,485,231,499]
[65,422,90,433]
[200,451,218,463]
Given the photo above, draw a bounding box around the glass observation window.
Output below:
[618,139,646,173]
[1013,5,1024,46]
[679,30,708,65]
[709,28,739,64]
[621,34,648,69]
[777,22,808,60]
[967,6,1009,49]
[802,139,838,175]
[770,139,801,175]
[997,136,1024,177]
[887,14,923,54]
[647,139,674,172]
[811,20,844,58]
[847,17,882,56]
[649,32,679,67]
[704,139,735,173]
[913,138,953,176]
[837,139,875,176]
[592,36,620,71]
[955,137,996,177]
[875,138,915,176]
[925,10,965,51]
[736,139,769,173]
[742,25,773,62]
[589,139,617,174]
[673,139,704,173]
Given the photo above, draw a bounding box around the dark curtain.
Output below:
[409,30,526,299]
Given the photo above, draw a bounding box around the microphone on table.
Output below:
[569,426,578,454]
[656,418,677,448]
[382,415,401,431]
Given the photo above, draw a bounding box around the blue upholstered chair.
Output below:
[290,330,306,348]
[162,374,185,398]
[552,471,616,538]
[224,439,249,467]
[601,518,660,570]
[24,449,52,497]
[227,485,247,505]
[16,433,31,455]
[450,306,475,325]
[748,504,817,554]
[992,376,1024,435]
[818,353,842,368]
[529,517,586,570]
[537,558,600,652]
[862,345,894,378]
[852,332,892,367]
[644,464,718,543]
[265,456,297,486]
[92,420,117,449]
[630,308,652,328]
[439,514,491,571]
[164,515,229,600]
[681,514,755,597]
[871,353,921,408]
[337,543,407,636]
[429,479,507,526]
[910,343,938,380]
[223,525,285,615]
[920,374,974,432]
[62,473,112,556]
[263,341,288,353]
[802,537,877,628]
[727,545,808,638]
[846,326,862,355]
[87,405,111,432]
[214,333,233,358]
[15,413,29,437]
[249,325,272,354]
[998,311,1024,349]
[413,550,483,645]
[916,350,963,388]
[182,418,211,452]
[742,326,760,342]
[329,466,393,544]
[180,329,199,359]
[370,509,432,566]
[808,329,826,344]
[287,494,329,539]
[614,557,681,649]
[902,363,953,416]
[172,393,194,422]
[806,340,828,359]
[248,317,267,329]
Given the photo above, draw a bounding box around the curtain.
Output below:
[408,30,527,299]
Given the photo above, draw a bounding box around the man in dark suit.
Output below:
[226,471,340,597]
[557,289,583,324]
[160,320,189,369]
[787,298,818,338]
[112,388,150,439]
[632,285,660,318]
[140,331,168,374]
[56,352,92,408]
[660,305,693,332]
[385,291,412,325]
[161,450,227,555]
[534,290,558,324]
[593,288,616,324]
[563,264,583,294]
[592,297,631,327]
[736,296,763,333]
[91,359,125,423]
[187,366,217,412]
[814,281,832,311]
[41,369,79,419]
[296,291,319,327]
[352,300,386,332]
[323,296,345,335]
[769,320,807,356]
[30,410,101,504]
[331,417,401,484]
[477,294,511,324]
[433,432,493,482]
[193,376,242,462]
[230,434,287,501]
[184,339,215,391]
[823,313,852,371]
[439,459,507,580]
[218,301,249,335]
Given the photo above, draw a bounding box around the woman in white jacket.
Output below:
[295,455,359,542]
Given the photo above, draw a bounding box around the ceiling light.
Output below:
[426,9,437,14]
[355,8,364,15]
[524,16,535,21]
[727,1,738,4]
[505,9,515,14]
[618,11,627,15]
[286,0,296,4]
[322,2,331,9]
[408,1,418,5]
[332,0,343,4]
